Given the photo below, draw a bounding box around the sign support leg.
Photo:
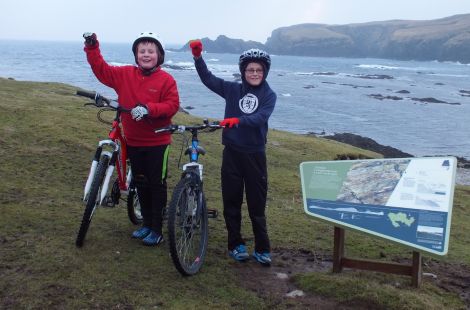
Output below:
[333,226,345,273]
[332,226,422,288]
[411,251,422,288]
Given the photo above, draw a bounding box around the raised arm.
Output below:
[83,32,119,88]
[190,39,228,98]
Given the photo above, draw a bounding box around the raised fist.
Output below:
[83,32,97,47]
[189,39,203,58]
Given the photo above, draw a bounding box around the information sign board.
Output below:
[300,157,456,255]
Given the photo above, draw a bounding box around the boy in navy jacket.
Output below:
[190,40,276,266]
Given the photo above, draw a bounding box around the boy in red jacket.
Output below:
[83,32,180,246]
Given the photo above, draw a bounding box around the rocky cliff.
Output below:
[266,14,470,63]
[179,14,470,63]
[180,35,264,54]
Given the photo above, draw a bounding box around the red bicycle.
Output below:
[75,90,142,247]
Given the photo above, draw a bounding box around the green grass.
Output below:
[0,77,469,309]
[294,271,464,310]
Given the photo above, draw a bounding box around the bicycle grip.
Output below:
[76,90,97,99]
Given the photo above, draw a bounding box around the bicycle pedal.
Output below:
[102,196,117,208]
[207,208,218,219]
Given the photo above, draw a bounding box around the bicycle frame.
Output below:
[182,128,206,179]
[83,102,131,205]
[76,90,144,247]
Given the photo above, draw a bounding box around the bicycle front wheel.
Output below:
[76,155,109,247]
[167,175,208,276]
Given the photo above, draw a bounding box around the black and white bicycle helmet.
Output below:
[238,48,271,74]
[132,32,165,66]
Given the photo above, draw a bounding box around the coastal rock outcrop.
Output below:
[179,35,264,54]
[177,14,470,64]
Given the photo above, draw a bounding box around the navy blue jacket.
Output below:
[195,57,276,153]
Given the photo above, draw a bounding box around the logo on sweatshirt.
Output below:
[239,93,258,114]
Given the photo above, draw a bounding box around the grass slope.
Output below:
[0,78,469,309]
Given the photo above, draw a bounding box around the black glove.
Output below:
[83,32,98,47]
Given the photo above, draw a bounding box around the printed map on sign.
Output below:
[300,157,456,255]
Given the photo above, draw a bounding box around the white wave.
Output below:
[294,72,314,76]
[336,72,351,78]
[356,64,400,70]
[109,62,131,67]
[428,73,470,78]
[168,61,194,67]
[355,64,433,72]
[281,93,292,97]
[207,58,220,62]
[293,71,340,77]
[318,109,367,121]
[395,76,413,82]
[441,60,470,66]
[206,63,239,73]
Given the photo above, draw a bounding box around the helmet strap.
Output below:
[139,65,158,76]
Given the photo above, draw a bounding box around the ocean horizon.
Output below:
[1,40,469,162]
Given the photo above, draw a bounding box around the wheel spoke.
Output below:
[168,177,208,275]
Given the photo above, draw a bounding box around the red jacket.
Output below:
[84,45,180,147]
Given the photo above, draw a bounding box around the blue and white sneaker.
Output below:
[229,244,249,262]
[142,231,164,246]
[132,226,151,239]
[253,252,272,266]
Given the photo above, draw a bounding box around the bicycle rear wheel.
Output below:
[127,186,143,225]
[167,174,208,276]
[76,155,109,247]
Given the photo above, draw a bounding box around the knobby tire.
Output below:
[167,175,208,276]
[127,187,143,225]
[76,156,109,247]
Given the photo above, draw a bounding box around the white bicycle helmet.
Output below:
[238,48,271,74]
[132,32,165,66]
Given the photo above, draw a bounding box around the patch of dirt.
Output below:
[423,259,470,306]
[231,248,360,309]
[231,248,470,309]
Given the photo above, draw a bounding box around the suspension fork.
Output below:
[181,165,203,217]
[83,147,102,200]
[83,140,119,204]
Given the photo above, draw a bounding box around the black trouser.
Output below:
[221,146,270,253]
[128,145,169,235]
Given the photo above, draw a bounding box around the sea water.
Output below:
[1,40,469,159]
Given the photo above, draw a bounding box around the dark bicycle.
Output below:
[156,120,223,276]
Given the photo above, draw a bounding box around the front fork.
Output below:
[83,139,119,205]
[181,163,217,218]
[181,164,205,218]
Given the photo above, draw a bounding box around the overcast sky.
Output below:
[1,0,470,46]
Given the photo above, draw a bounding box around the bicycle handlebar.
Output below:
[155,120,223,134]
[76,89,101,100]
[76,90,123,110]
